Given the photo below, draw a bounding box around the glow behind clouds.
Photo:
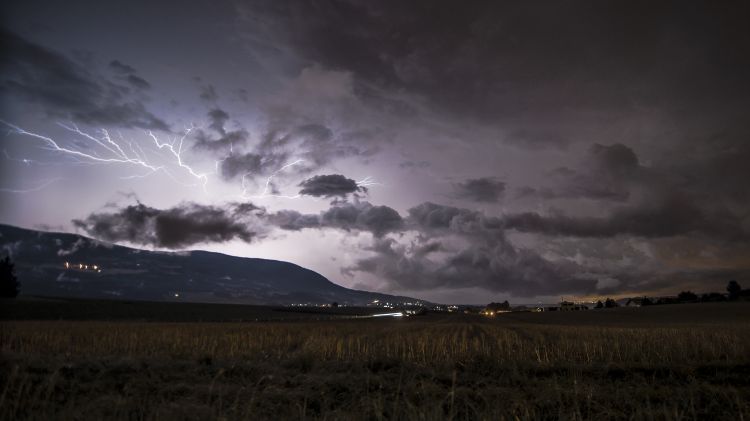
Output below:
[2,0,749,303]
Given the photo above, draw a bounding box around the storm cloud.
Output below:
[451,177,505,203]
[1,29,168,131]
[344,202,594,295]
[503,198,706,239]
[298,174,365,198]
[73,202,264,249]
[193,108,249,152]
[240,1,750,148]
[269,201,404,237]
[347,237,594,296]
[3,1,750,303]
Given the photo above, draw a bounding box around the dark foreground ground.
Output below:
[0,296,386,321]
[1,298,749,420]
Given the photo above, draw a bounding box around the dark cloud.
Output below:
[243,1,750,135]
[505,129,571,150]
[266,210,321,231]
[236,88,249,103]
[513,186,538,200]
[407,202,489,232]
[349,237,593,295]
[503,196,748,242]
[207,108,230,133]
[109,60,136,75]
[219,153,260,178]
[72,202,263,249]
[199,84,218,102]
[212,122,370,182]
[346,202,594,295]
[589,143,639,177]
[339,201,581,294]
[347,197,750,295]
[322,202,403,237]
[547,143,640,201]
[1,30,168,131]
[517,143,641,202]
[126,74,151,90]
[298,174,365,197]
[399,160,430,170]
[193,108,249,152]
[76,197,406,249]
[69,194,748,297]
[534,139,745,212]
[655,137,750,207]
[452,177,505,203]
[269,201,403,237]
[218,152,287,180]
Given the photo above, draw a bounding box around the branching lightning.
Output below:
[0,177,62,193]
[3,148,96,167]
[241,159,305,199]
[146,128,211,191]
[355,176,381,189]
[1,119,382,200]
[1,120,212,192]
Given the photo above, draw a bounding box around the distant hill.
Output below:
[0,224,423,306]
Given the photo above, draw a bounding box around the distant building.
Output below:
[481,301,512,316]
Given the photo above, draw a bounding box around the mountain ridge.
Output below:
[0,224,424,306]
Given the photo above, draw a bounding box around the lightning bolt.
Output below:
[1,120,212,192]
[146,128,211,191]
[241,159,305,199]
[3,148,95,167]
[3,149,34,166]
[355,176,382,188]
[0,177,62,193]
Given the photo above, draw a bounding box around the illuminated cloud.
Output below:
[2,1,750,302]
[451,177,505,203]
[298,174,365,198]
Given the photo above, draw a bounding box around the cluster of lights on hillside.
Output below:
[63,261,102,273]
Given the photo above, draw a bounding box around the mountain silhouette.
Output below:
[0,224,420,306]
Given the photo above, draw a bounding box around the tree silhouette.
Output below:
[727,280,741,301]
[595,300,604,309]
[486,301,511,311]
[0,256,19,298]
[604,298,618,308]
[677,291,698,302]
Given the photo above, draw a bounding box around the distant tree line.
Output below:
[595,280,749,309]
[594,298,620,309]
[485,301,511,312]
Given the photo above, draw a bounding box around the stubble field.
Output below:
[1,300,749,420]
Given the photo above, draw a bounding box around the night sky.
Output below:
[2,1,749,303]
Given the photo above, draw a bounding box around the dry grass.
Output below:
[1,315,749,420]
[2,320,748,365]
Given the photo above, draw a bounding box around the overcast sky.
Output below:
[1,0,749,303]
